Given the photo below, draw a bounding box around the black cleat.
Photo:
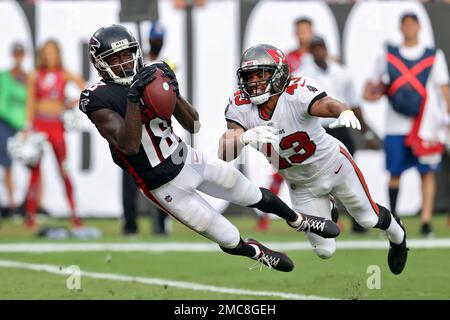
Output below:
[288,213,340,238]
[245,238,294,272]
[388,219,409,275]
[420,223,435,238]
[330,195,339,223]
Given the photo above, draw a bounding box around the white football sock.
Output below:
[386,217,405,245]
[288,212,304,228]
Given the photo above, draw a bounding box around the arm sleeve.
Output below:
[224,97,247,130]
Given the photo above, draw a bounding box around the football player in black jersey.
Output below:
[79,24,340,272]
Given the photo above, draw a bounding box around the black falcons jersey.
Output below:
[79,81,185,190]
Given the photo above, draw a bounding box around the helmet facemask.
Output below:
[237,66,282,105]
[93,41,143,86]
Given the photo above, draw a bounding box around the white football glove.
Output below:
[239,125,279,149]
[328,110,361,130]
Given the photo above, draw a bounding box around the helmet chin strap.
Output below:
[103,51,141,86]
[249,82,272,105]
[250,93,270,105]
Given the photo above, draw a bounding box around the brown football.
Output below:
[142,68,177,120]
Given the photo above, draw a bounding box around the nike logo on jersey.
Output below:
[334,164,343,174]
[82,91,90,97]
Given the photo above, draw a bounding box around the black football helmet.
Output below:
[89,24,144,86]
[237,44,290,105]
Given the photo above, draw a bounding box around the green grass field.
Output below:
[0,214,449,300]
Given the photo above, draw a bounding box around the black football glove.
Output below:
[156,62,180,97]
[127,65,158,103]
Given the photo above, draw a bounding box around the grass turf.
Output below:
[0,214,449,299]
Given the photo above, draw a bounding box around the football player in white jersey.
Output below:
[220,44,409,275]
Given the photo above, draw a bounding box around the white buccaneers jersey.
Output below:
[225,76,340,182]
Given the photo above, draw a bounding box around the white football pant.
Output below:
[288,146,380,259]
[142,145,262,249]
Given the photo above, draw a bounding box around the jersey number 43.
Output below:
[263,131,316,169]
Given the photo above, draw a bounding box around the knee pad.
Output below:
[175,197,240,248]
[209,160,238,189]
[231,177,262,206]
[174,197,213,232]
[308,234,336,259]
[205,215,240,249]
[355,216,378,229]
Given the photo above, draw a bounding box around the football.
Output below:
[142,68,177,120]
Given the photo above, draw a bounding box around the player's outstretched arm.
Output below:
[173,95,200,133]
[309,95,347,118]
[90,102,142,155]
[310,96,361,130]
[218,121,245,161]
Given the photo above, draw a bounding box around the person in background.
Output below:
[25,40,85,229]
[286,17,315,74]
[364,12,450,237]
[0,43,28,218]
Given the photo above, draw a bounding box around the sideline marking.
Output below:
[0,239,449,253]
[0,259,334,300]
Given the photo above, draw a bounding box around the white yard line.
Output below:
[0,238,449,253]
[0,259,333,300]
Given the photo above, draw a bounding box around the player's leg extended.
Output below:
[195,154,339,238]
[291,191,337,259]
[147,165,293,272]
[333,147,408,274]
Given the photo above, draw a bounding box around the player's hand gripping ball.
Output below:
[142,63,178,120]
